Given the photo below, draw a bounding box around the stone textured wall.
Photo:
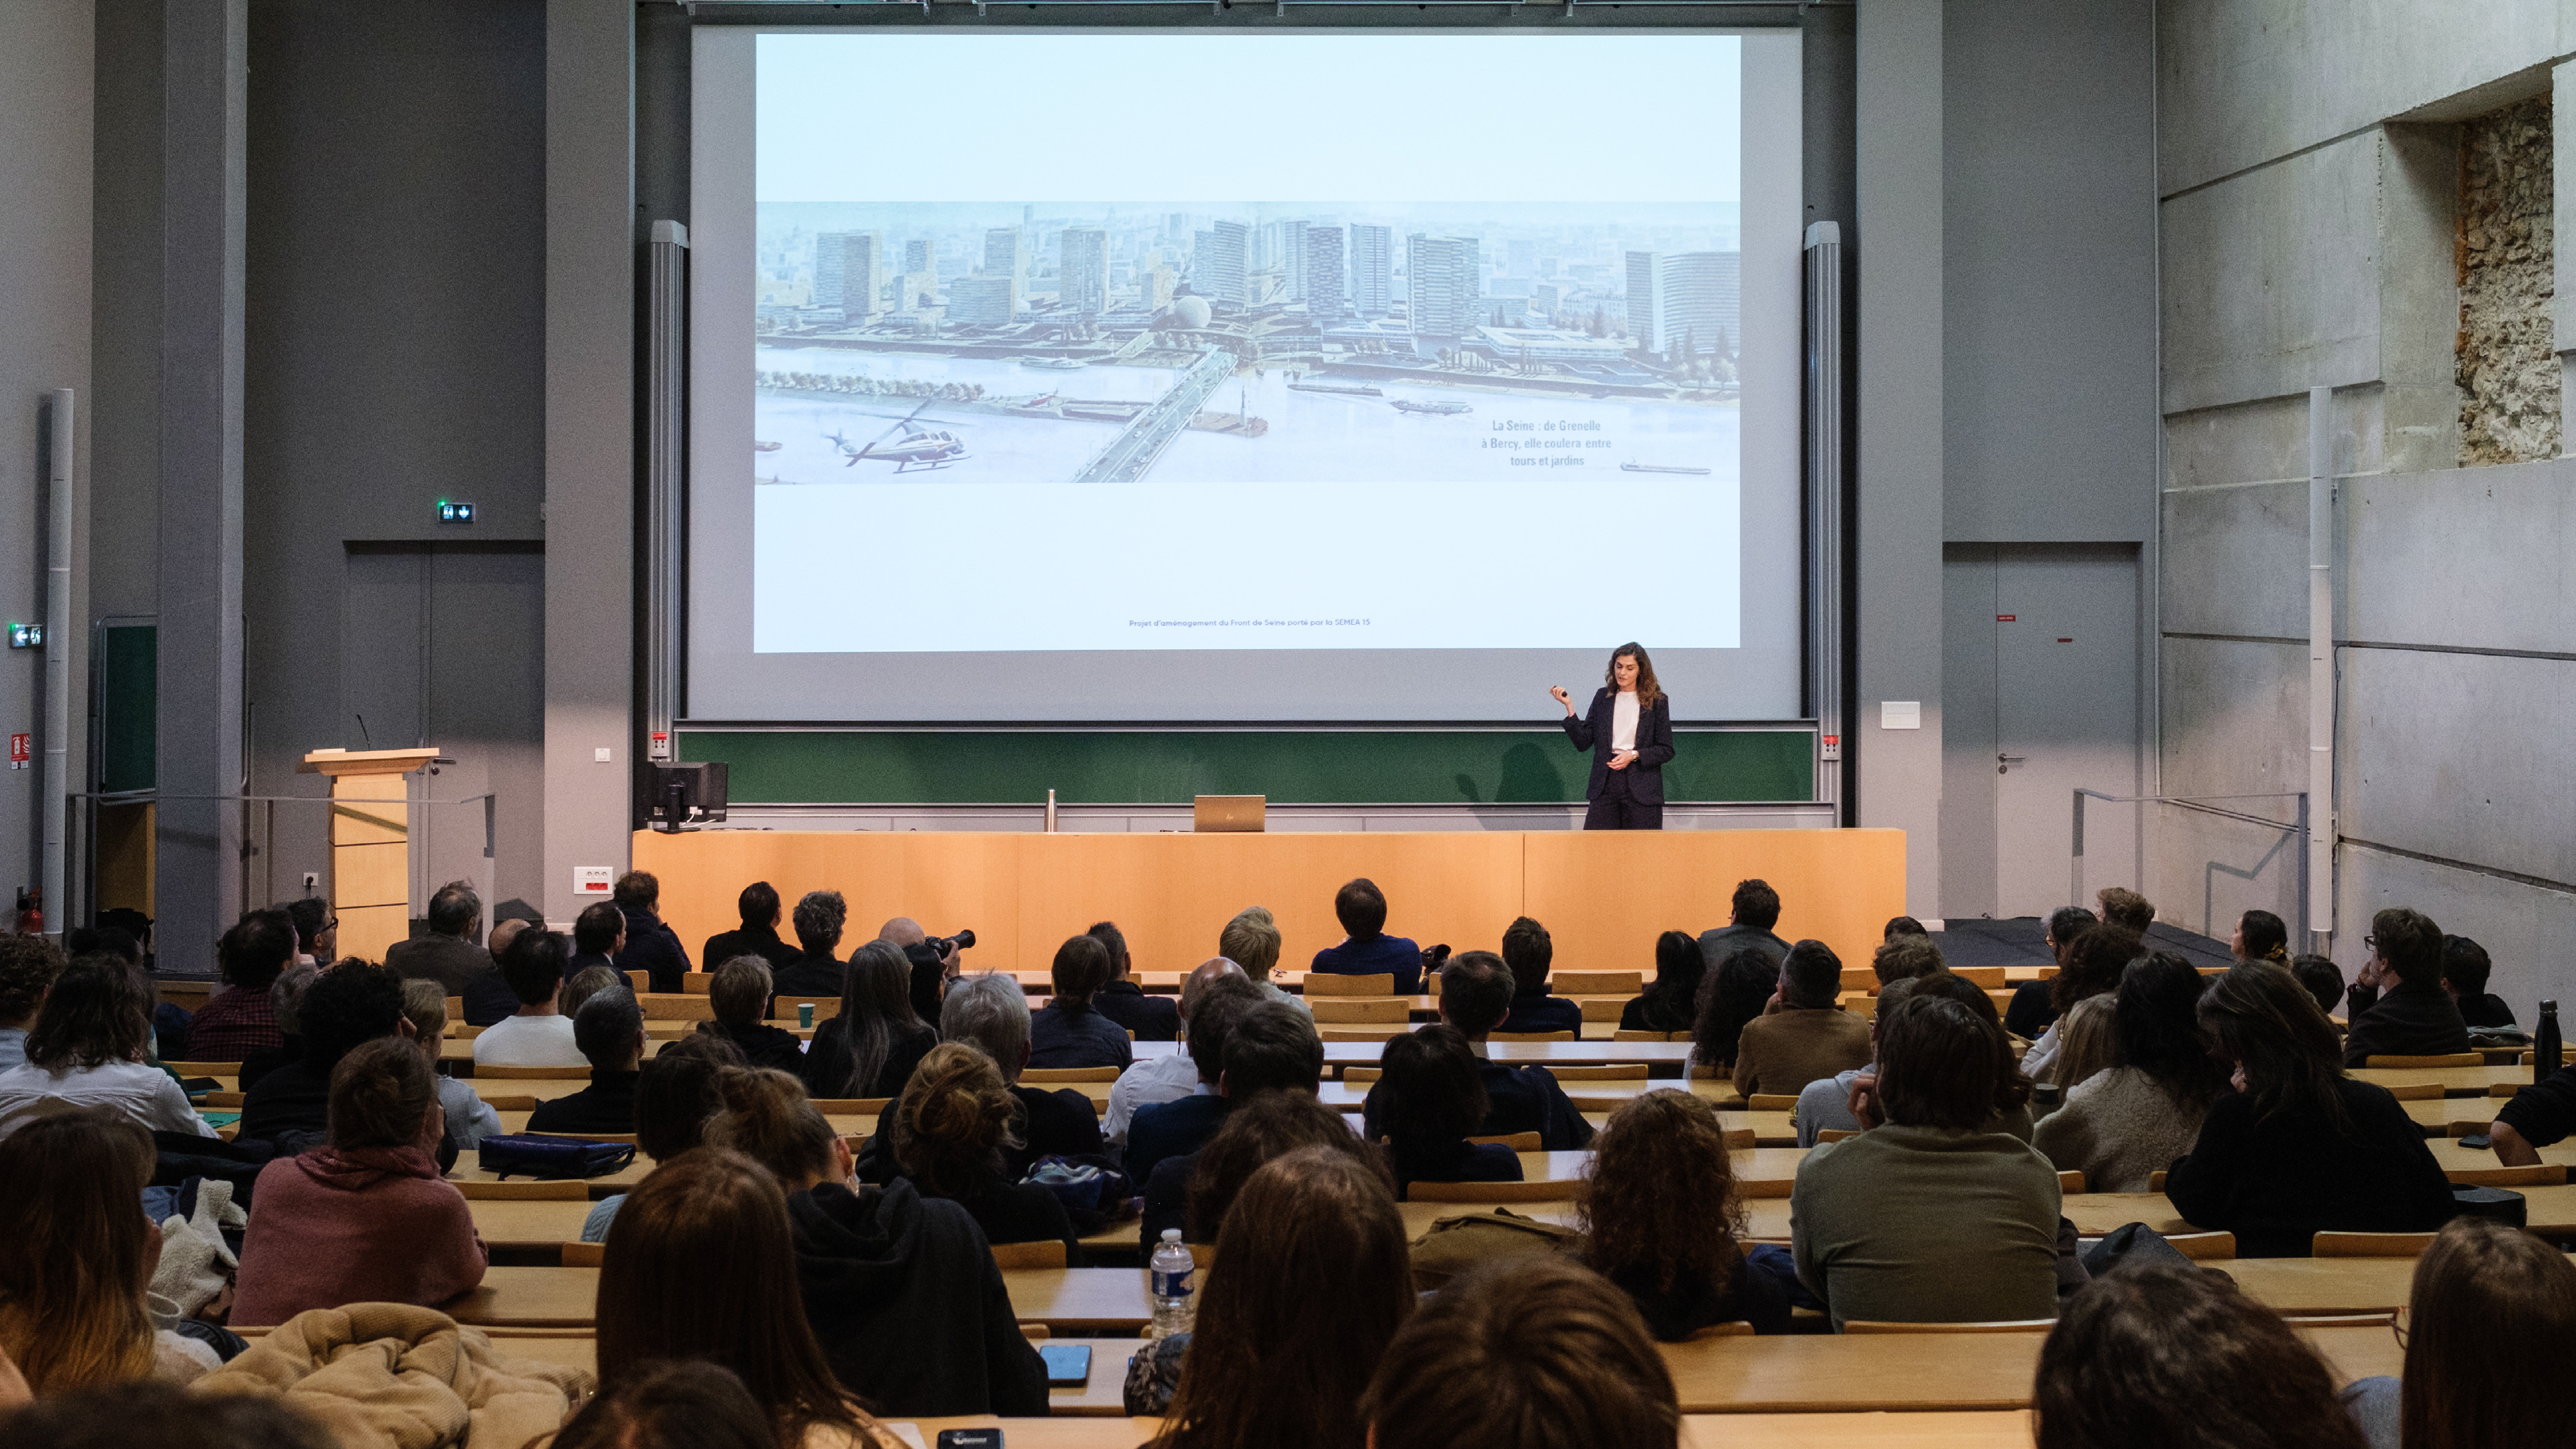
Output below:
[2457,95,2557,466]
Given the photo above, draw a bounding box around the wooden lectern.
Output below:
[299,747,441,966]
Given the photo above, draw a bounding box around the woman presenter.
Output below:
[1551,643,1675,831]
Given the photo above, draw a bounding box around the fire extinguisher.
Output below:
[14,888,39,936]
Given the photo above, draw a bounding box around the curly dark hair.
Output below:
[0,933,68,1025]
[2050,924,2143,1015]
[1576,1089,1747,1304]
[1689,947,1778,1070]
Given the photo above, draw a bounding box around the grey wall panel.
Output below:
[425,550,543,916]
[2158,634,2307,800]
[2155,0,2569,197]
[2341,839,2576,1023]
[1940,0,2157,545]
[2160,479,2308,640]
[1940,551,1999,917]
[2339,645,2576,890]
[2344,458,2576,653]
[2164,388,2389,492]
[2159,133,2386,414]
[89,1,164,630]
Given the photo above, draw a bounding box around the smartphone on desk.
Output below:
[1038,1343,1091,1387]
[934,1431,1001,1449]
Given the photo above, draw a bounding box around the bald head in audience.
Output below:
[878,918,924,947]
[1181,957,1246,1030]
[488,916,531,967]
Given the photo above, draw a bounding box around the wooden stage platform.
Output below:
[631,828,1906,979]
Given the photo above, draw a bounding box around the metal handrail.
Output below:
[2071,788,2310,942]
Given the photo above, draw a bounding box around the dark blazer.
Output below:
[613,909,693,994]
[1124,1093,1230,1187]
[527,1070,640,1135]
[385,934,497,996]
[1094,981,1181,1043]
[2340,980,2472,1067]
[701,925,801,975]
[1561,688,1676,804]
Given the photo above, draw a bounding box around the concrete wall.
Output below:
[2155,0,2576,1009]
[0,0,93,922]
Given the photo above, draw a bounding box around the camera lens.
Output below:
[951,928,977,952]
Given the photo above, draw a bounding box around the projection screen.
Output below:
[687,27,1804,722]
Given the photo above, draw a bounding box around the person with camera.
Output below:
[878,917,971,1021]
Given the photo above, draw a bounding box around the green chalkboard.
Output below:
[99,622,156,794]
[677,728,1814,806]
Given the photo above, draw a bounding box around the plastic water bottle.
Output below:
[2536,1001,2562,1084]
[1148,1228,1195,1339]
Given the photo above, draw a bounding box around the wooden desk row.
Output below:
[895,1416,2043,1449]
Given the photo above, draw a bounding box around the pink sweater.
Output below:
[231,1145,489,1328]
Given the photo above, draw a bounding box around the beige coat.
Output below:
[194,1303,591,1449]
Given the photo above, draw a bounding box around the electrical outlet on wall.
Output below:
[302,871,320,894]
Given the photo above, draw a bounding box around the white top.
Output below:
[1102,1050,1206,1145]
[0,1059,217,1141]
[471,1013,587,1067]
[1612,690,1641,752]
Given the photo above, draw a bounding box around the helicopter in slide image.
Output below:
[825,399,969,473]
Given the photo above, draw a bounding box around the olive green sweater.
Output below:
[1789,1123,2063,1330]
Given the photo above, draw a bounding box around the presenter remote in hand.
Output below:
[1552,642,1675,830]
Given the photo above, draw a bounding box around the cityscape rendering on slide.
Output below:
[749,203,1744,490]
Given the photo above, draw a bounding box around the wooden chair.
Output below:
[1838,967,1879,993]
[1679,1321,1754,1341]
[773,995,841,1022]
[1552,969,1642,996]
[1343,1066,1383,1083]
[2147,1170,2167,1192]
[1310,997,1411,1024]
[2165,1231,2237,1260]
[448,1024,486,1040]
[1816,1128,1858,1143]
[474,1064,594,1080]
[2363,1053,2482,1069]
[637,994,718,1022]
[2057,1170,2086,1194]
[990,1240,1069,1271]
[1836,990,1875,1014]
[1579,998,1630,1022]
[1747,1094,1799,1112]
[1320,1026,1409,1043]
[1613,1029,1685,1042]
[1488,1030,1577,1043]
[479,1094,539,1111]
[445,996,465,1021]
[1466,1132,1542,1150]
[1549,1065,1648,1082]
[1305,974,1395,997]
[2313,1231,2437,1256]
[1018,1323,1051,1342]
[624,971,650,994]
[200,1091,245,1109]
[2034,965,2061,980]
[1986,990,2018,1014]
[1408,1179,1581,1202]
[2382,1082,2445,1101]
[2445,1164,2565,1187]
[456,1180,588,1200]
[1722,1128,1756,1150]
[1843,1319,2057,1334]
[560,1241,605,1266]
[1688,1064,1724,1080]
[1020,1067,1119,1084]
[166,1061,245,1076]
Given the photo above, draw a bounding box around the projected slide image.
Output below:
[746,33,1743,656]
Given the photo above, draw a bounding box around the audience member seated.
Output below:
[702,880,804,977]
[384,879,495,995]
[595,1147,903,1447]
[2338,907,2472,1066]
[1870,934,1946,991]
[1122,978,1265,1184]
[1107,958,1254,1144]
[71,923,190,1062]
[1795,972,2036,1146]
[2095,885,2155,934]
[0,934,65,1072]
[1688,945,1779,1072]
[0,1111,223,1390]
[582,1032,744,1243]
[768,891,848,1000]
[1,1378,340,1448]
[1136,999,1328,1238]
[2020,923,2139,1088]
[466,916,533,1026]
[568,900,626,981]
[529,990,647,1134]
[1730,939,1870,1097]
[283,894,336,970]
[473,928,588,1067]
[1084,919,1179,1041]
[2033,952,2230,1192]
[239,960,318,1090]
[549,1359,780,1449]
[1160,1088,1389,1246]
[1028,933,1134,1071]
[1307,877,1425,994]
[2440,933,2515,1028]
[1695,877,1791,976]
[697,957,806,1073]
[2004,905,2097,1040]
[702,1068,1048,1416]
[2339,1217,2572,1449]
[876,917,962,1024]
[2033,1262,2367,1449]
[1128,1147,1414,1440]
[612,870,693,994]
[1497,916,1581,1034]
[1617,930,1705,1034]
[2231,907,2291,966]
[1363,1256,1681,1449]
[1218,906,1309,1011]
[1578,1088,1788,1337]
[1790,993,2056,1329]
[2167,962,2455,1257]
[397,980,503,1147]
[883,1044,1081,1260]
[1367,951,1593,1150]
[231,1036,487,1325]
[1885,915,1928,939]
[0,958,212,1141]
[801,941,936,1100]
[1374,1024,1522,1198]
[927,972,1104,1174]
[184,911,296,1062]
[2292,952,2346,1025]
[561,963,624,1020]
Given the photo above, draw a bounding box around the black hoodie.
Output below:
[787,1179,1050,1417]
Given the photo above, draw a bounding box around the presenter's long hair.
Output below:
[1606,643,1663,709]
